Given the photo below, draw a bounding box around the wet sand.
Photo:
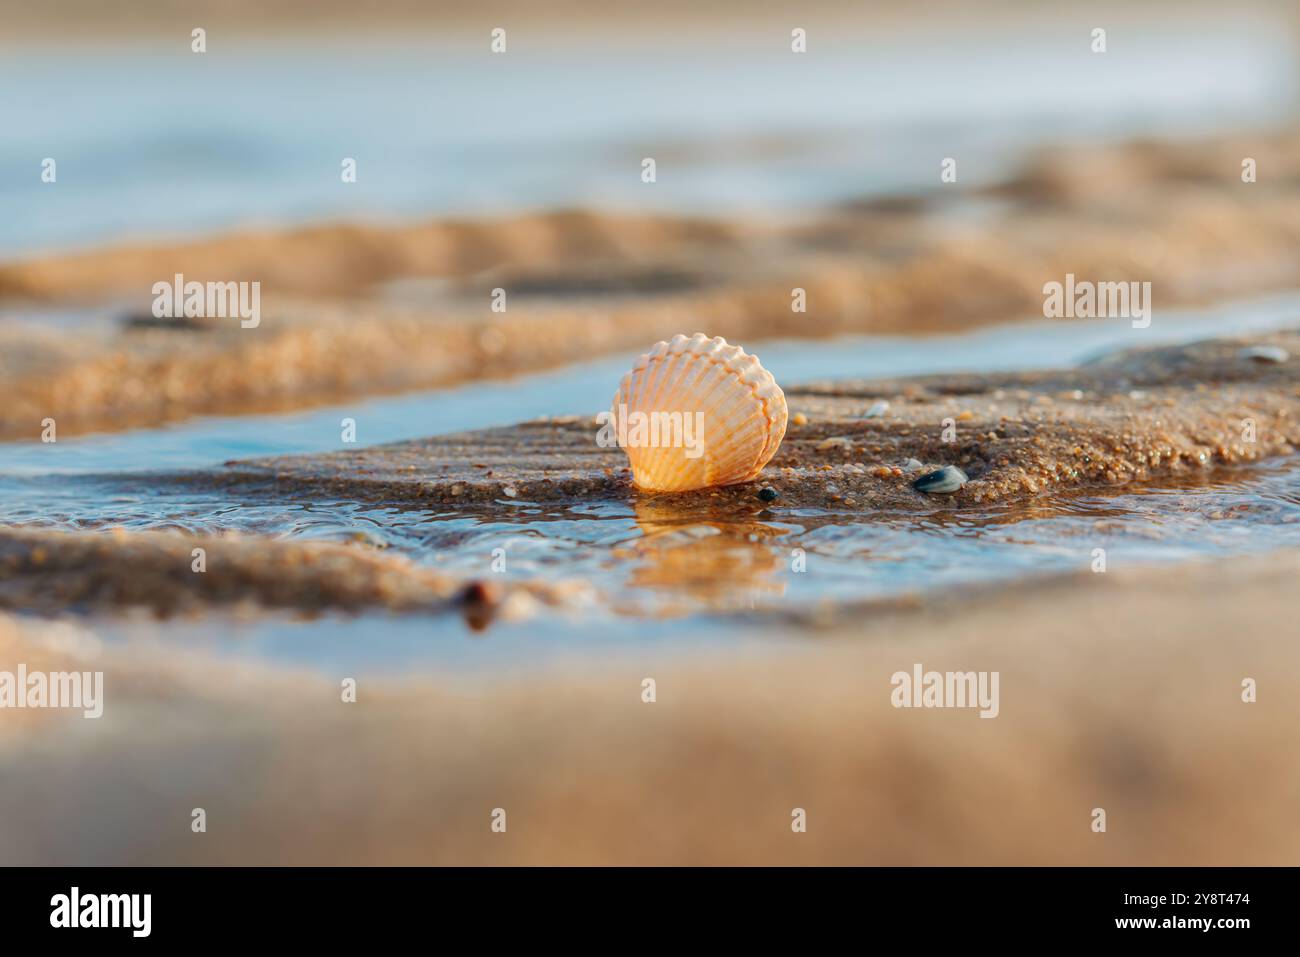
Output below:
[4,129,1300,440]
[0,328,1291,619]
[208,330,1300,510]
[0,526,587,619]
[1,550,1294,865]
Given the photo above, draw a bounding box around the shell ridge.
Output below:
[611,336,786,492]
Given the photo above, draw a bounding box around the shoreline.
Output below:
[210,329,1300,509]
[1,328,1294,619]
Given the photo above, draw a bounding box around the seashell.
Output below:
[912,465,968,494]
[611,334,787,492]
[1239,345,1289,364]
[864,401,890,418]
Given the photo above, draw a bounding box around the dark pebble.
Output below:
[912,465,968,494]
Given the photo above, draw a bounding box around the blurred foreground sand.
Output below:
[1,552,1295,865]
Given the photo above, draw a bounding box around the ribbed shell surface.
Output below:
[611,334,787,492]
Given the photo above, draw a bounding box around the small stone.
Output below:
[458,579,504,631]
[864,401,890,418]
[757,486,779,503]
[1240,345,1289,364]
[791,412,809,426]
[912,465,969,495]
[816,436,853,450]
[503,486,518,498]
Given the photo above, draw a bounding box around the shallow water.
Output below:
[3,290,1300,658]
[4,291,1300,477]
[2,20,1293,256]
[8,454,1299,615]
[20,452,1297,674]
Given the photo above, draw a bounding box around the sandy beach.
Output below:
[2,551,1296,866]
[2,1,1298,871]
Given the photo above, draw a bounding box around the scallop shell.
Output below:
[611,334,787,492]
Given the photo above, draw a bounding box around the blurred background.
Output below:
[3,0,1297,256]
